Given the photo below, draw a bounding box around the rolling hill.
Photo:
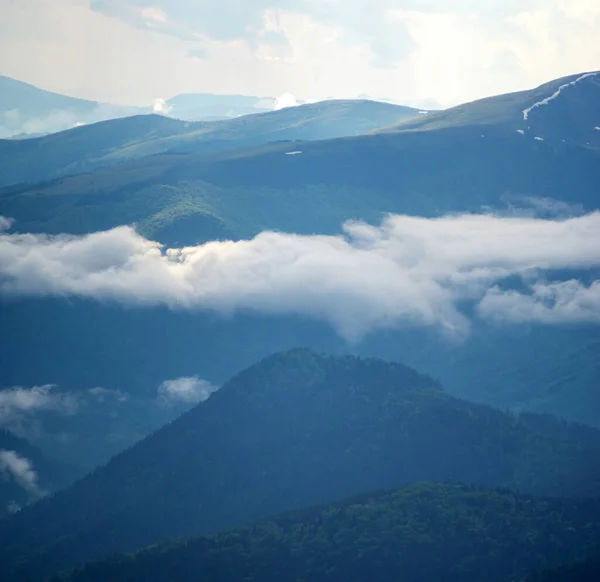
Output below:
[2,117,599,244]
[51,483,600,582]
[1,70,599,244]
[379,70,600,150]
[0,99,425,188]
[0,76,278,138]
[0,349,599,581]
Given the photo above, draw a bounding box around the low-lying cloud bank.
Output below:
[1,213,599,340]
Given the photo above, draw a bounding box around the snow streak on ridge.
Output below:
[522,72,599,121]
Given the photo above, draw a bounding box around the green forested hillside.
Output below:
[0,350,599,582]
[526,560,600,582]
[52,483,600,582]
[2,123,599,244]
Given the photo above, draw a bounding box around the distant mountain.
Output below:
[50,484,600,582]
[2,73,598,242]
[379,70,600,150]
[0,76,275,138]
[0,114,191,186]
[0,75,424,142]
[0,99,425,188]
[0,76,142,138]
[165,92,275,120]
[0,350,599,581]
[0,429,79,517]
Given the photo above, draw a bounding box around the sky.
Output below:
[1,0,600,108]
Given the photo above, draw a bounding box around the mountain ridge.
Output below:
[376,70,600,151]
[0,99,424,189]
[23,483,600,582]
[0,349,599,581]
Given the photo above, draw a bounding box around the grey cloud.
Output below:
[1,213,600,339]
[6,500,21,514]
[0,216,13,232]
[91,0,274,40]
[498,194,586,219]
[0,449,44,497]
[0,384,78,440]
[88,1,547,70]
[91,0,413,66]
[91,0,201,41]
[479,280,600,325]
[158,376,219,405]
[0,385,78,420]
[88,387,130,403]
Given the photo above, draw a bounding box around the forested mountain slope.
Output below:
[50,483,600,582]
[0,350,599,581]
[526,560,600,582]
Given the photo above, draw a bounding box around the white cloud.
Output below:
[0,449,44,496]
[1,213,600,340]
[0,384,78,439]
[152,98,173,115]
[0,385,78,420]
[274,92,299,110]
[158,376,219,405]
[480,280,600,324]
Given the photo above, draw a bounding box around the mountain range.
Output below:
[1,70,600,580]
[0,74,424,140]
[0,70,598,464]
[1,349,599,582]
[0,75,285,137]
[0,99,427,188]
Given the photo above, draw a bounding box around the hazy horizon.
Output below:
[2,1,600,110]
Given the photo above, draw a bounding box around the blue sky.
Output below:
[1,0,600,108]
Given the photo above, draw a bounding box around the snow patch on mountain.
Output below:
[522,71,600,121]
